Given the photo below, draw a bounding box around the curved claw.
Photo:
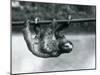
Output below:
[24,19,30,28]
[34,17,40,24]
[68,15,72,24]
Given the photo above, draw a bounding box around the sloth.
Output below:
[22,19,73,58]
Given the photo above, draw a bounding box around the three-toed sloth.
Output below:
[22,19,73,58]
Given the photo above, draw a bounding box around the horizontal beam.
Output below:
[12,18,96,26]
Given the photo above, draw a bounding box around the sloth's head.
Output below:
[58,40,73,53]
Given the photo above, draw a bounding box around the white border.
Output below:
[18,0,96,5]
[0,0,100,75]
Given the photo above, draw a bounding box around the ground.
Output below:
[12,33,95,74]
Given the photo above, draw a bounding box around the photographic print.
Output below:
[11,0,96,74]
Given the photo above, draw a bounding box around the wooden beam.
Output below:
[12,18,96,26]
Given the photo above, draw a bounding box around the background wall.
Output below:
[12,1,96,34]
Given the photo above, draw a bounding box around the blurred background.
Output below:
[12,0,96,34]
[11,0,96,74]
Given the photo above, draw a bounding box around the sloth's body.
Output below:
[23,19,73,58]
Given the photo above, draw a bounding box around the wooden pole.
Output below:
[12,18,96,26]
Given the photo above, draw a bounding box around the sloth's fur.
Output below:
[23,20,73,58]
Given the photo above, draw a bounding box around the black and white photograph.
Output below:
[11,0,96,74]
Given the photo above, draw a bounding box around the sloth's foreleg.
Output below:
[22,19,59,58]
